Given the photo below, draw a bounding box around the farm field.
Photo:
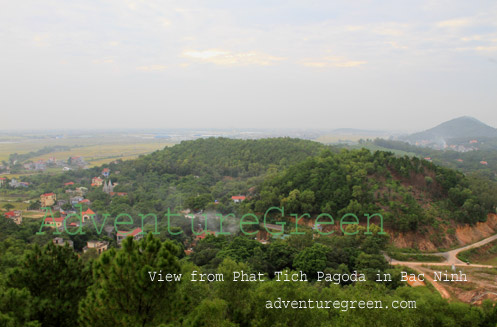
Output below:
[0,133,175,168]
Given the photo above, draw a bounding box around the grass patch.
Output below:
[457,240,497,265]
[387,248,445,262]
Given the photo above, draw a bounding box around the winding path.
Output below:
[384,232,497,299]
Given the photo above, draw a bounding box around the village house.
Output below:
[231,195,246,203]
[34,160,46,171]
[91,177,103,187]
[75,187,88,196]
[0,177,6,187]
[4,210,22,225]
[52,237,74,248]
[40,192,56,207]
[9,179,28,188]
[82,208,95,223]
[70,156,86,167]
[70,196,84,206]
[102,168,110,177]
[116,227,143,245]
[83,240,109,254]
[44,217,65,229]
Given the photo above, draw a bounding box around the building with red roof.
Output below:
[44,217,65,229]
[231,195,246,203]
[4,210,22,225]
[91,177,103,187]
[117,227,143,244]
[40,193,56,207]
[82,208,95,222]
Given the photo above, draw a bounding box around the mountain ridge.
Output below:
[405,116,497,143]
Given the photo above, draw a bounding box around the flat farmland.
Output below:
[29,143,173,167]
[0,134,174,167]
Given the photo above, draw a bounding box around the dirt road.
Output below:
[384,232,497,299]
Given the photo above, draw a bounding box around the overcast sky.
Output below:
[1,0,496,132]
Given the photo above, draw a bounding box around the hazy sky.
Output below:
[1,0,496,131]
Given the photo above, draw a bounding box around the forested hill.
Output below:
[27,138,330,215]
[126,137,328,178]
[25,137,497,233]
[244,149,497,232]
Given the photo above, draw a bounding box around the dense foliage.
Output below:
[371,138,497,177]
[245,149,496,231]
[1,229,496,327]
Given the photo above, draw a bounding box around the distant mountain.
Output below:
[405,116,497,143]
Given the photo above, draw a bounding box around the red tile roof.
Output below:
[110,192,128,197]
[231,196,246,200]
[64,182,74,186]
[42,192,55,197]
[82,208,95,215]
[117,227,142,237]
[195,231,216,240]
[4,211,16,218]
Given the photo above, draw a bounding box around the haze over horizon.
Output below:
[1,1,496,131]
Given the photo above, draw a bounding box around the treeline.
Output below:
[1,223,497,326]
[129,137,328,178]
[8,146,72,164]
[371,139,497,177]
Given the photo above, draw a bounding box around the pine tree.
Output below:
[78,233,181,327]
[6,242,89,327]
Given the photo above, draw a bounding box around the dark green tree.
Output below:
[78,233,181,327]
[6,242,89,327]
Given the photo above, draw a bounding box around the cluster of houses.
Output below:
[4,164,253,257]
[5,178,29,188]
[91,175,127,196]
[0,156,88,175]
[52,237,110,255]
[0,177,30,188]
[413,139,480,152]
